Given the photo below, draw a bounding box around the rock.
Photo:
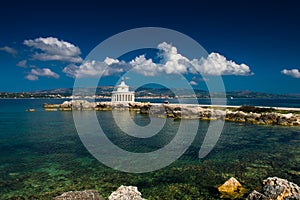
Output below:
[128,102,145,110]
[149,104,165,115]
[53,190,104,200]
[218,177,247,199]
[163,105,177,117]
[247,177,300,200]
[67,100,95,110]
[108,185,146,200]
[43,103,60,109]
[111,102,129,110]
[263,177,300,200]
[247,190,269,200]
[140,104,151,114]
[212,109,226,120]
[95,102,112,110]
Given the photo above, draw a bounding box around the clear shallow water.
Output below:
[0,99,300,199]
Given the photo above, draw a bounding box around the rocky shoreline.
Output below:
[43,100,300,126]
[53,177,300,200]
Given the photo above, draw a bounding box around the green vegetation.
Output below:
[233,105,300,114]
[236,106,276,113]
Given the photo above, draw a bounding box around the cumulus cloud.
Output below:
[190,52,253,76]
[31,68,59,78]
[62,42,253,80]
[63,59,125,78]
[129,42,253,77]
[189,81,198,86]
[157,42,189,74]
[17,60,28,68]
[24,37,82,63]
[25,74,38,81]
[0,46,17,56]
[63,64,78,78]
[194,76,209,82]
[281,69,300,78]
[25,68,59,81]
[130,55,161,76]
[104,57,119,65]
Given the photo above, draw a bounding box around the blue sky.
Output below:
[0,0,300,94]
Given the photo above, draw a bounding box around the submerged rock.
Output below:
[218,177,247,199]
[53,190,104,200]
[247,177,300,200]
[108,185,146,200]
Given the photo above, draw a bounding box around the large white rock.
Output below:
[108,185,146,200]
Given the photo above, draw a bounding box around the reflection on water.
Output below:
[0,99,299,199]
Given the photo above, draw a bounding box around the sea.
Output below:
[0,98,300,199]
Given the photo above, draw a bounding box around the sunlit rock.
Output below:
[108,185,146,200]
[218,177,247,199]
[53,190,104,200]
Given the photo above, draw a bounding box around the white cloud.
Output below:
[25,68,59,81]
[0,46,17,56]
[281,69,300,78]
[31,68,59,78]
[25,74,38,81]
[130,55,161,76]
[17,60,28,68]
[62,42,253,79]
[157,42,189,74]
[190,52,253,76]
[24,37,82,63]
[129,43,253,77]
[192,76,209,82]
[63,64,78,78]
[189,81,198,86]
[63,60,125,78]
[104,57,119,65]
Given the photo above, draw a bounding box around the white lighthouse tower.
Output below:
[111,80,135,102]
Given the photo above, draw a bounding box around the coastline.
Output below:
[43,100,300,126]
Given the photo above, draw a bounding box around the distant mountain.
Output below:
[0,87,299,99]
[225,90,293,99]
[135,87,207,98]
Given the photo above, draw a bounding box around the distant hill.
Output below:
[0,86,299,99]
[225,90,294,99]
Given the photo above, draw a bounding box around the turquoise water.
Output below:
[0,99,300,199]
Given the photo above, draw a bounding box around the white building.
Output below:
[111,80,135,102]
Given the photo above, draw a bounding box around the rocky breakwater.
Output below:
[160,104,300,126]
[44,100,132,111]
[44,101,300,126]
[226,110,300,126]
[44,101,154,111]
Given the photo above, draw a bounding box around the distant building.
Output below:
[111,80,135,102]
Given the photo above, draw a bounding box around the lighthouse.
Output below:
[111,80,135,102]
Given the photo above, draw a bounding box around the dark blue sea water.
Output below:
[0,99,300,199]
